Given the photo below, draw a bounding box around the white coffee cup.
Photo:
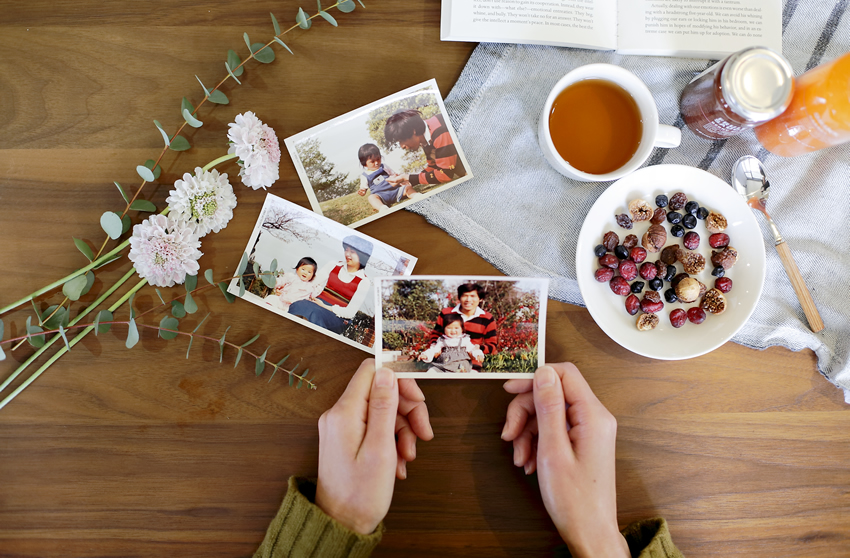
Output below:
[538,64,681,182]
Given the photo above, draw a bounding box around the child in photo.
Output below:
[356,143,418,214]
[418,313,485,374]
[263,257,323,313]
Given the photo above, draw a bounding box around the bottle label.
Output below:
[702,117,745,137]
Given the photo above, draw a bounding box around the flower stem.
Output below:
[203,153,238,172]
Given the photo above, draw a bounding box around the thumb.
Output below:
[362,367,400,456]
[532,366,572,459]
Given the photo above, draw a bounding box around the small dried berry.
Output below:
[648,278,663,291]
[610,276,630,296]
[654,260,667,278]
[671,224,685,237]
[709,233,730,248]
[630,246,647,263]
[676,249,706,275]
[715,277,733,293]
[671,272,690,288]
[685,201,699,215]
[711,266,725,277]
[682,214,697,229]
[706,211,728,233]
[619,259,638,281]
[697,207,709,220]
[639,262,657,280]
[655,194,669,208]
[687,307,706,324]
[667,211,683,225]
[599,254,619,268]
[614,245,630,260]
[644,290,662,304]
[642,224,668,253]
[664,265,677,282]
[636,313,660,331]
[676,277,701,303]
[664,288,678,303]
[623,234,639,249]
[616,213,633,230]
[669,308,687,328]
[595,267,615,282]
[628,199,653,222]
[602,231,619,251]
[683,231,700,250]
[660,245,679,265]
[631,281,645,293]
[711,247,738,270]
[669,192,688,210]
[701,288,727,315]
[594,244,607,257]
[650,207,667,224]
[640,298,664,314]
[625,294,640,316]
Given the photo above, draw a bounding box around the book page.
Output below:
[616,0,782,58]
[442,0,617,51]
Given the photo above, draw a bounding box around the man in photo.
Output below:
[428,283,497,371]
[383,109,467,188]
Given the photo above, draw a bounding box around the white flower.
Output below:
[128,214,203,287]
[227,111,281,190]
[166,167,237,237]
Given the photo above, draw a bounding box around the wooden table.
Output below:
[1,1,848,556]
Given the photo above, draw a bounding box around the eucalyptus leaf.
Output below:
[0,319,4,361]
[270,12,281,34]
[297,378,303,389]
[243,32,252,51]
[262,272,276,289]
[289,372,294,386]
[237,252,249,276]
[95,310,113,335]
[159,316,180,340]
[358,0,365,7]
[130,199,157,212]
[208,90,229,104]
[219,282,236,303]
[144,159,162,180]
[255,345,269,376]
[63,274,88,301]
[126,317,139,348]
[268,366,277,383]
[193,313,210,333]
[26,324,45,348]
[318,10,338,26]
[58,324,71,351]
[155,288,166,304]
[136,165,155,183]
[1,318,5,341]
[129,293,136,319]
[186,336,193,359]
[114,181,130,204]
[181,97,194,115]
[73,237,94,261]
[273,37,293,54]
[43,305,68,330]
[196,75,211,96]
[296,7,312,29]
[204,269,214,285]
[317,0,322,11]
[184,292,198,314]
[172,300,186,318]
[81,271,95,298]
[100,211,123,240]
[169,135,191,152]
[31,299,42,321]
[219,325,231,363]
[225,61,242,85]
[241,334,261,348]
[234,347,243,369]
[185,274,198,292]
[276,354,289,367]
[252,43,275,63]
[253,262,260,276]
[182,108,203,128]
[238,277,246,298]
[226,50,244,77]
[95,254,122,270]
[121,215,132,235]
[270,259,278,273]
[153,119,171,147]
[338,0,356,12]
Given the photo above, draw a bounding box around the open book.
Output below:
[441,0,782,59]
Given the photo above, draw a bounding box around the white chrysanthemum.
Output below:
[128,214,203,287]
[227,111,281,190]
[166,167,237,237]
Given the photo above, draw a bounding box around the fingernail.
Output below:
[524,463,531,475]
[400,461,407,479]
[513,447,521,467]
[500,426,508,440]
[376,368,394,387]
[536,367,556,388]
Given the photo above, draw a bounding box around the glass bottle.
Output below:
[754,52,850,156]
[680,46,794,140]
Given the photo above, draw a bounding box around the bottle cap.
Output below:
[721,47,795,122]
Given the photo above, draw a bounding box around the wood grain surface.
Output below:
[1,1,848,557]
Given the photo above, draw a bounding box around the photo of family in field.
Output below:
[229,194,417,352]
[376,277,548,378]
[284,79,473,228]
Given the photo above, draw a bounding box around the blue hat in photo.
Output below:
[342,235,373,267]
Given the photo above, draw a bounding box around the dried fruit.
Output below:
[603,231,619,251]
[711,266,725,277]
[683,231,700,250]
[664,288,678,303]
[671,224,685,237]
[610,276,630,296]
[644,290,662,304]
[636,313,660,331]
[675,277,701,303]
[676,248,706,275]
[629,199,653,222]
[594,268,615,282]
[706,211,728,233]
[640,298,664,314]
[625,294,640,315]
[618,259,638,281]
[630,246,647,263]
[685,201,699,215]
[641,224,667,253]
[682,214,697,229]
[669,192,688,210]
[715,277,733,293]
[650,207,667,224]
[639,262,657,280]
[669,308,687,328]
[701,288,727,315]
[648,278,663,291]
[631,281,645,293]
[614,245,630,260]
[594,244,607,257]
[616,213,633,230]
[687,307,706,324]
[599,254,619,268]
[711,247,738,271]
[671,272,690,288]
[664,264,676,282]
[667,211,683,225]
[709,233,730,248]
[623,234,639,249]
[660,245,679,265]
[655,194,669,208]
[697,207,709,220]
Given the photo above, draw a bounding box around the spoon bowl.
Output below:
[731,155,770,205]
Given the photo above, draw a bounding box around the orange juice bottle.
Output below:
[754,52,850,156]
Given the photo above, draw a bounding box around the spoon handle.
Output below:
[775,241,825,332]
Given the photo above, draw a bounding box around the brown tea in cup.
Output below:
[548,79,643,175]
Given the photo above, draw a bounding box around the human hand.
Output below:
[419,352,432,363]
[357,188,367,196]
[386,174,405,186]
[502,363,629,557]
[315,359,433,535]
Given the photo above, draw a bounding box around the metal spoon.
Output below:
[731,155,824,332]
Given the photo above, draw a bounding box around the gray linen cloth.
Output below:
[409,0,850,398]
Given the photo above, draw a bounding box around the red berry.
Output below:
[640,299,664,313]
[610,276,630,296]
[715,277,733,293]
[669,308,687,328]
[594,267,615,283]
[709,233,730,248]
[687,307,706,324]
[625,294,640,315]
[619,259,638,281]
[683,231,700,250]
[639,262,657,280]
[629,246,647,264]
[599,254,619,269]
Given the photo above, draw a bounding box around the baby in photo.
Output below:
[357,143,417,213]
[418,312,485,374]
[263,257,323,313]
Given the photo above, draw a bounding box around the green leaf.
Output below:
[234,347,243,369]
[81,271,95,298]
[63,274,88,301]
[237,252,249,276]
[126,317,139,348]
[181,97,194,116]
[225,61,242,85]
[241,334,261,348]
[26,323,46,348]
[182,108,203,128]
[270,259,278,273]
[130,199,157,212]
[136,165,155,183]
[273,37,293,55]
[262,272,276,289]
[219,325,231,363]
[172,300,186,318]
[153,119,171,147]
[270,12,281,34]
[358,0,365,7]
[218,281,236,303]
[121,215,132,235]
[186,336,194,359]
[73,237,94,261]
[31,299,42,321]
[255,346,269,376]
[42,305,69,329]
[208,90,229,104]
[243,32,252,51]
[253,262,260,276]
[226,50,244,77]
[297,378,303,389]
[100,211,123,240]
[196,75,211,96]
[144,159,162,180]
[193,313,210,333]
[317,0,322,11]
[114,181,130,204]
[94,310,112,335]
[204,269,214,285]
[276,354,290,367]
[185,274,198,292]
[296,7,312,29]
[0,319,5,361]
[252,43,275,63]
[184,292,198,314]
[58,324,71,351]
[238,277,246,298]
[159,316,180,340]
[169,135,191,152]
[318,10,338,26]
[289,372,294,386]
[154,288,166,305]
[338,0,356,12]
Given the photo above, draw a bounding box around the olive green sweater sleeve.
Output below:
[254,477,383,558]
[621,517,683,558]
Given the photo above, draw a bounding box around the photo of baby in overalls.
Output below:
[418,313,485,374]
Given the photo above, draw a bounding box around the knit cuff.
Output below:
[621,517,683,558]
[254,476,384,558]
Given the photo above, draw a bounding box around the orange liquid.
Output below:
[548,79,643,174]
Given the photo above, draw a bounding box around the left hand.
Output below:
[309,296,332,311]
[315,359,432,535]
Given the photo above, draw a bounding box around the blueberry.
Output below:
[671,224,685,237]
[667,211,683,225]
[685,201,699,215]
[664,288,678,303]
[614,245,629,260]
[682,214,697,229]
[631,281,645,293]
[712,266,726,277]
[664,265,677,282]
[648,278,663,291]
[697,207,709,220]
[655,194,669,208]
[594,244,607,257]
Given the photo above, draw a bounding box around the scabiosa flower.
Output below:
[128,214,202,287]
[166,167,237,237]
[227,111,281,190]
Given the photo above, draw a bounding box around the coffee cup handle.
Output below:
[654,124,682,149]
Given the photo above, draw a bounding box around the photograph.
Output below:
[228,193,418,353]
[284,79,473,228]
[375,276,548,379]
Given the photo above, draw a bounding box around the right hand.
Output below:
[418,352,432,363]
[502,363,629,558]
[357,188,367,196]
